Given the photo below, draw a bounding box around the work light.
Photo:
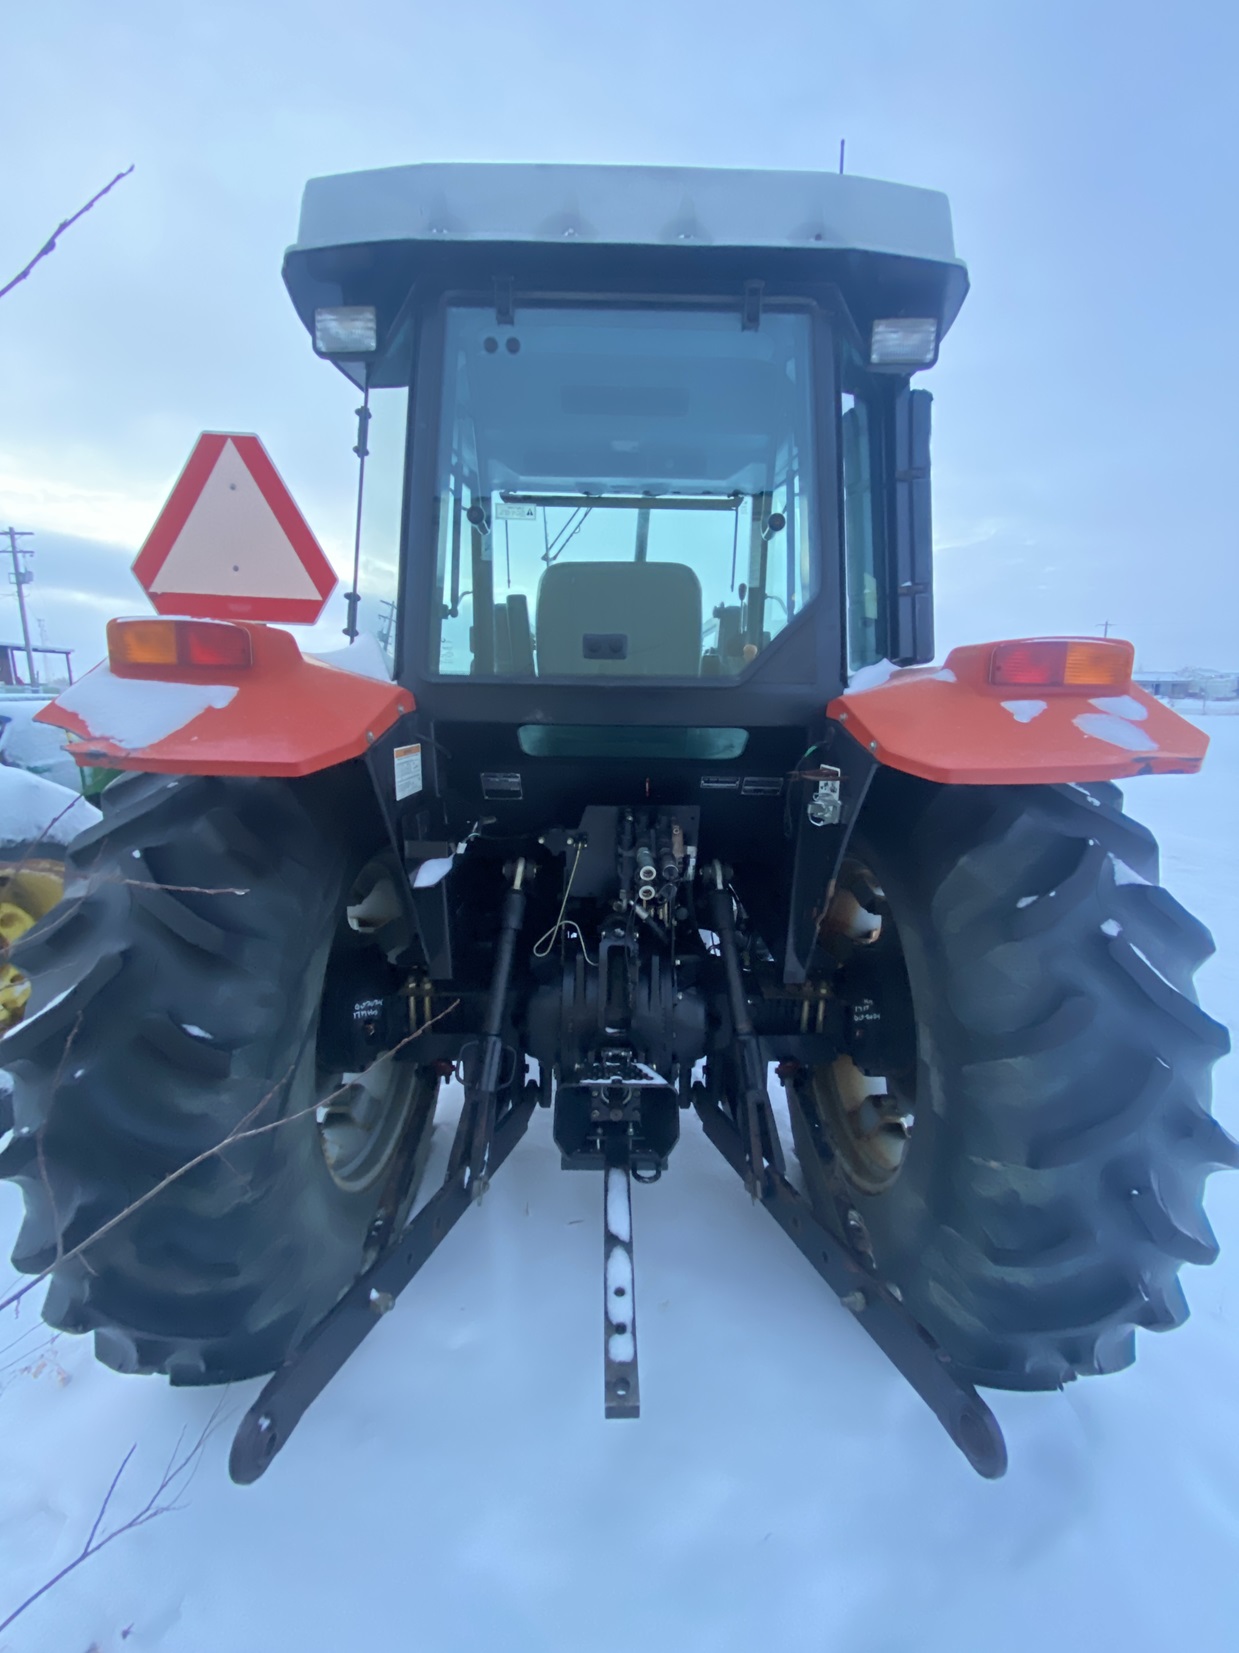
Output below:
[314,306,378,356]
[870,317,938,366]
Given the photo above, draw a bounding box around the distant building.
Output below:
[1135,668,1239,701]
[0,642,74,691]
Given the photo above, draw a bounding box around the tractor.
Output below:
[1,162,1232,1482]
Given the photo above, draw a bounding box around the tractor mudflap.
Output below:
[229,1084,537,1484]
[699,862,1007,1481]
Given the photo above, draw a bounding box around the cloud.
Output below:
[0,447,169,547]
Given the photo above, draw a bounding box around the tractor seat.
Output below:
[534,561,703,677]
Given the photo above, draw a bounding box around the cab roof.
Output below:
[284,162,968,387]
[292,161,962,263]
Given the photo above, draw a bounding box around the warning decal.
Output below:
[394,743,423,800]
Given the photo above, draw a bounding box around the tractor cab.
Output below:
[283,163,966,725]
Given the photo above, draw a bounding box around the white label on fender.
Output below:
[394,742,423,800]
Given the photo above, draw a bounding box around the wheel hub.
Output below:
[811,861,916,1196]
[317,1051,417,1193]
[315,862,419,1194]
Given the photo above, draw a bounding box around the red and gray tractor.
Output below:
[2,162,1231,1481]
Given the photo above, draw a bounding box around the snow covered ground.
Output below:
[2,724,1237,1653]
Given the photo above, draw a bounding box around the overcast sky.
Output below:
[2,1,1236,678]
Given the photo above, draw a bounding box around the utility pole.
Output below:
[3,527,36,687]
[1099,619,1112,638]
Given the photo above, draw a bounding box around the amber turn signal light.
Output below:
[989,638,1134,690]
[107,618,253,671]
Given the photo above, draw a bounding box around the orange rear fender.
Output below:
[828,642,1207,786]
[35,623,414,779]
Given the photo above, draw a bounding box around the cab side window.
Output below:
[841,390,883,671]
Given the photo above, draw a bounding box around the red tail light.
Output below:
[989,638,1133,690]
[182,623,252,667]
[108,618,253,671]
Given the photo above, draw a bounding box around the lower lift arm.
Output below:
[229,861,535,1484]
[697,861,1007,1480]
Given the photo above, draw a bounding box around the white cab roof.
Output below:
[293,162,961,267]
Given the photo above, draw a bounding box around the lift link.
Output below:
[699,863,1007,1481]
[460,857,528,1197]
[229,860,535,1485]
[708,864,785,1200]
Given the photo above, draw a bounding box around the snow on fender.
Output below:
[829,640,1209,785]
[34,622,414,780]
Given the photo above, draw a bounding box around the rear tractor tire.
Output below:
[788,775,1235,1391]
[0,771,437,1384]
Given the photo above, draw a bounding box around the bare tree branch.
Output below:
[0,1397,225,1635]
[0,166,135,302]
[0,1000,459,1316]
[1,792,248,976]
[83,1443,136,1555]
[116,879,250,896]
[0,1057,301,1315]
[0,1327,67,1393]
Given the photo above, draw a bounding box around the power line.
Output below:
[2,527,36,685]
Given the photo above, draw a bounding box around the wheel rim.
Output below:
[317,1051,418,1193]
[810,859,916,1197]
[314,860,417,1195]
